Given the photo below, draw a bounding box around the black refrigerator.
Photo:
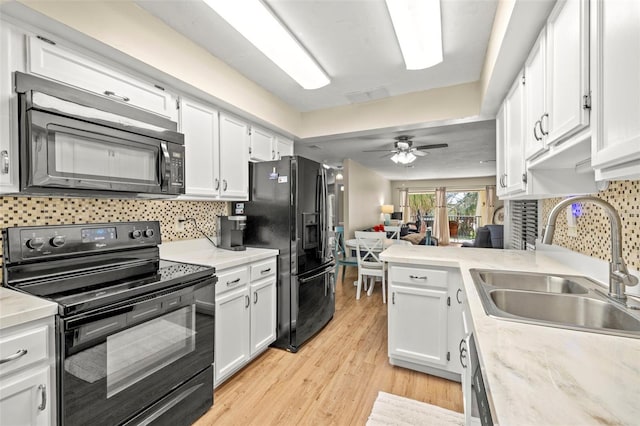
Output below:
[244,156,335,352]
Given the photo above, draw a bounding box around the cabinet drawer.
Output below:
[250,258,277,281]
[0,325,48,376]
[390,266,448,288]
[216,266,250,295]
[27,36,177,121]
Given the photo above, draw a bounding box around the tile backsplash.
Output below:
[541,180,639,270]
[0,196,228,279]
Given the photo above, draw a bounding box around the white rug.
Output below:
[366,391,465,426]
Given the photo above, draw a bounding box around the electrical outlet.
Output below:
[175,216,186,232]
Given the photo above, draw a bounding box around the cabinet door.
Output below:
[276,136,294,159]
[546,0,590,145]
[249,126,275,162]
[219,113,249,200]
[0,366,51,426]
[496,105,507,197]
[27,36,177,121]
[524,31,547,159]
[215,286,250,385]
[0,24,23,194]
[388,284,449,366]
[250,277,277,356]
[591,0,640,178]
[179,98,220,197]
[504,75,526,195]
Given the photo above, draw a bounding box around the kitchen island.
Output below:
[381,244,640,425]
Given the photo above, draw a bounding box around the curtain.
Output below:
[485,185,496,225]
[434,187,450,245]
[399,188,410,224]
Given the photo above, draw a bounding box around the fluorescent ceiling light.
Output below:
[204,0,330,89]
[385,0,443,70]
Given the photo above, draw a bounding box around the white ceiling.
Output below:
[135,0,551,181]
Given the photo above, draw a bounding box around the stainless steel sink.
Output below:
[471,269,640,338]
[477,271,588,294]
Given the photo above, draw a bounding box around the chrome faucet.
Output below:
[542,196,638,302]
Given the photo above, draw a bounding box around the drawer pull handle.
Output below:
[38,384,47,411]
[261,268,271,274]
[227,278,241,286]
[0,349,28,364]
[254,291,258,304]
[1,150,8,175]
[104,90,130,102]
[409,275,428,281]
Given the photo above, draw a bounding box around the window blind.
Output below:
[509,200,538,250]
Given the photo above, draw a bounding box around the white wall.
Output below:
[344,159,392,239]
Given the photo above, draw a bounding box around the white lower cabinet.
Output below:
[214,257,277,387]
[387,265,463,381]
[0,317,55,426]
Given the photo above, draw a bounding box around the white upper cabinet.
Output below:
[503,74,527,196]
[249,126,275,162]
[219,113,250,200]
[496,105,508,198]
[27,36,178,121]
[524,30,547,159]
[591,0,640,180]
[275,136,294,159]
[179,97,220,198]
[545,0,590,145]
[0,23,24,194]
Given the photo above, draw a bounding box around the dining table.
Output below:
[345,238,410,253]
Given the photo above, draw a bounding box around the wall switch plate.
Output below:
[175,216,186,232]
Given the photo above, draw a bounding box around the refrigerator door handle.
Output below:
[298,266,334,284]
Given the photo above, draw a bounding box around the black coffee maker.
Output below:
[216,216,247,251]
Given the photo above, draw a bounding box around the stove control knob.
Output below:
[144,229,155,238]
[50,235,66,248]
[131,230,143,239]
[26,237,45,250]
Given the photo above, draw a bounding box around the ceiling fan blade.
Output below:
[413,150,427,157]
[414,143,449,150]
[380,152,395,158]
[363,149,397,153]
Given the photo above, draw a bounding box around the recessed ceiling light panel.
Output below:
[204,0,330,89]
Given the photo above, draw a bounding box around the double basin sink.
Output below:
[471,270,640,338]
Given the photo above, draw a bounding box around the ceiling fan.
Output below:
[363,136,448,164]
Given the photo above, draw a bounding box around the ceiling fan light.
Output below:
[406,152,417,163]
[385,0,443,70]
[204,0,330,89]
[391,153,401,164]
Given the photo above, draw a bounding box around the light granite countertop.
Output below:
[0,287,58,330]
[380,244,640,426]
[160,238,279,269]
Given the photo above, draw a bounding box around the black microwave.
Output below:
[15,72,185,198]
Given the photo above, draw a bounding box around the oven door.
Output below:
[22,108,184,196]
[59,278,214,426]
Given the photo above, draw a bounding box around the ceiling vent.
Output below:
[345,87,390,104]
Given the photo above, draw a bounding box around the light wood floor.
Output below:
[194,267,463,425]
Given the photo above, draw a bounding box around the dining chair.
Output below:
[384,225,401,240]
[354,231,386,303]
[334,226,358,283]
